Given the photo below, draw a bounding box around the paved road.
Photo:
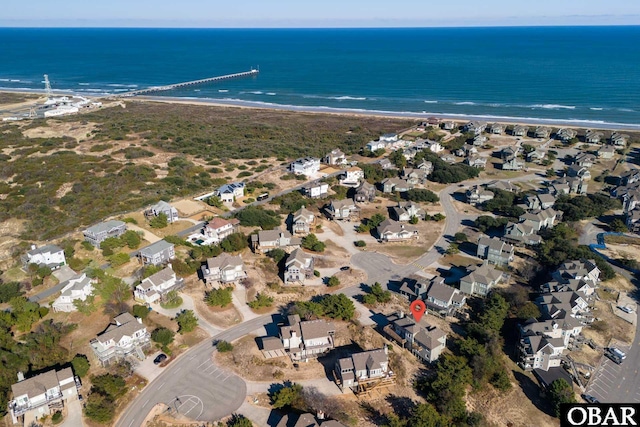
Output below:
[115,314,278,427]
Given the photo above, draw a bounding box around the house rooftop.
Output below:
[85,220,126,235]
[27,244,63,256]
[139,239,174,257]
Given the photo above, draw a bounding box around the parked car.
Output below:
[154,354,168,365]
[340,266,350,271]
[618,306,634,314]
[582,394,599,404]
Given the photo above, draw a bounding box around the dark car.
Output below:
[340,266,350,271]
[154,354,168,365]
[582,394,599,404]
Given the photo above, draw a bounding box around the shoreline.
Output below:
[2,88,640,132]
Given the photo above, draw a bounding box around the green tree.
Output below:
[490,369,512,391]
[221,233,249,252]
[71,354,91,378]
[389,149,407,169]
[318,294,354,320]
[408,403,448,427]
[248,293,274,309]
[206,195,224,208]
[227,414,253,427]
[175,309,198,334]
[132,304,150,319]
[236,206,281,229]
[0,282,23,303]
[327,276,340,287]
[302,233,326,252]
[354,240,366,247]
[205,287,233,307]
[406,189,439,203]
[149,213,169,229]
[370,282,391,303]
[420,354,472,421]
[454,232,468,242]
[548,378,576,417]
[270,383,304,409]
[121,230,141,249]
[216,340,234,352]
[516,301,541,320]
[37,266,52,278]
[369,213,386,228]
[445,243,459,255]
[161,290,183,309]
[479,293,509,332]
[91,374,127,400]
[151,327,175,347]
[84,393,115,423]
[109,252,130,267]
[610,218,629,232]
[266,248,287,263]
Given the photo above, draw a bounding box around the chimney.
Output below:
[31,244,37,251]
[316,411,325,420]
[17,372,24,382]
[168,262,173,270]
[384,345,389,355]
[398,311,405,319]
[137,318,142,324]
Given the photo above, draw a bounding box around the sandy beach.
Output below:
[2,88,640,132]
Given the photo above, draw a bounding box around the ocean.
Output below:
[1,26,639,126]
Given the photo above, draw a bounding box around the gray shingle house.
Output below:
[279,315,335,361]
[325,199,360,221]
[22,244,66,270]
[354,181,376,203]
[459,263,504,296]
[385,312,447,363]
[377,219,419,242]
[476,236,515,266]
[145,200,179,223]
[201,253,247,285]
[283,248,315,285]
[335,347,391,390]
[137,240,175,266]
[83,220,127,247]
[251,228,302,253]
[390,201,425,222]
[291,206,315,235]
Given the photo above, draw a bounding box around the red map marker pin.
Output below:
[410,300,426,323]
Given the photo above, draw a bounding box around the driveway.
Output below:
[127,224,162,244]
[60,395,83,427]
[134,350,166,383]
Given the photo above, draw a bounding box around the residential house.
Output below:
[520,317,583,348]
[610,132,629,147]
[476,236,515,266]
[524,193,556,210]
[381,177,412,193]
[340,166,364,186]
[439,154,457,164]
[325,199,360,221]
[134,266,184,304]
[488,123,504,134]
[374,158,394,170]
[597,145,616,159]
[251,228,302,253]
[398,275,429,301]
[377,219,419,242]
[567,164,591,180]
[573,153,595,168]
[401,168,429,185]
[21,244,66,271]
[502,156,525,171]
[463,121,487,135]
[380,133,399,143]
[291,206,315,235]
[542,279,596,297]
[534,126,552,139]
[290,157,321,176]
[302,182,329,198]
[556,128,577,142]
[390,201,425,222]
[486,180,518,193]
[620,169,640,186]
[284,248,315,285]
[403,147,420,161]
[366,140,387,152]
[526,150,546,163]
[324,148,347,165]
[442,120,456,131]
[622,191,640,213]
[91,313,150,366]
[465,155,487,168]
[138,240,175,266]
[423,277,466,312]
[280,315,335,360]
[83,220,127,247]
[145,200,179,223]
[519,208,559,231]
[429,142,444,153]
[334,347,391,390]
[503,221,542,246]
[536,292,590,320]
[200,217,240,244]
[512,125,529,137]
[585,129,604,144]
[473,134,487,146]
[518,335,565,371]
[416,160,433,175]
[214,182,245,203]
[550,177,587,195]
[201,253,247,285]
[9,368,78,424]
[551,259,600,289]
[466,185,494,206]
[627,208,640,232]
[354,181,376,203]
[52,273,94,312]
[385,312,447,363]
[276,413,347,427]
[459,263,504,297]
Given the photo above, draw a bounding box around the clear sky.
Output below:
[3,0,640,27]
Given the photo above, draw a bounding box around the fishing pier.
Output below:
[122,69,259,96]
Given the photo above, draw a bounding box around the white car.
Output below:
[619,306,634,314]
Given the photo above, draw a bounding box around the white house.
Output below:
[380,133,399,143]
[199,217,240,244]
[302,182,329,198]
[324,148,347,165]
[290,157,321,176]
[201,253,247,285]
[146,200,179,223]
[377,219,419,242]
[335,348,391,390]
[340,166,364,186]
[21,244,66,271]
[91,313,150,366]
[134,266,184,304]
[214,182,245,203]
[9,368,78,424]
[429,142,444,153]
[284,249,315,285]
[52,273,94,312]
[366,140,387,152]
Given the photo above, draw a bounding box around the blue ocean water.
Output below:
[1,27,639,125]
